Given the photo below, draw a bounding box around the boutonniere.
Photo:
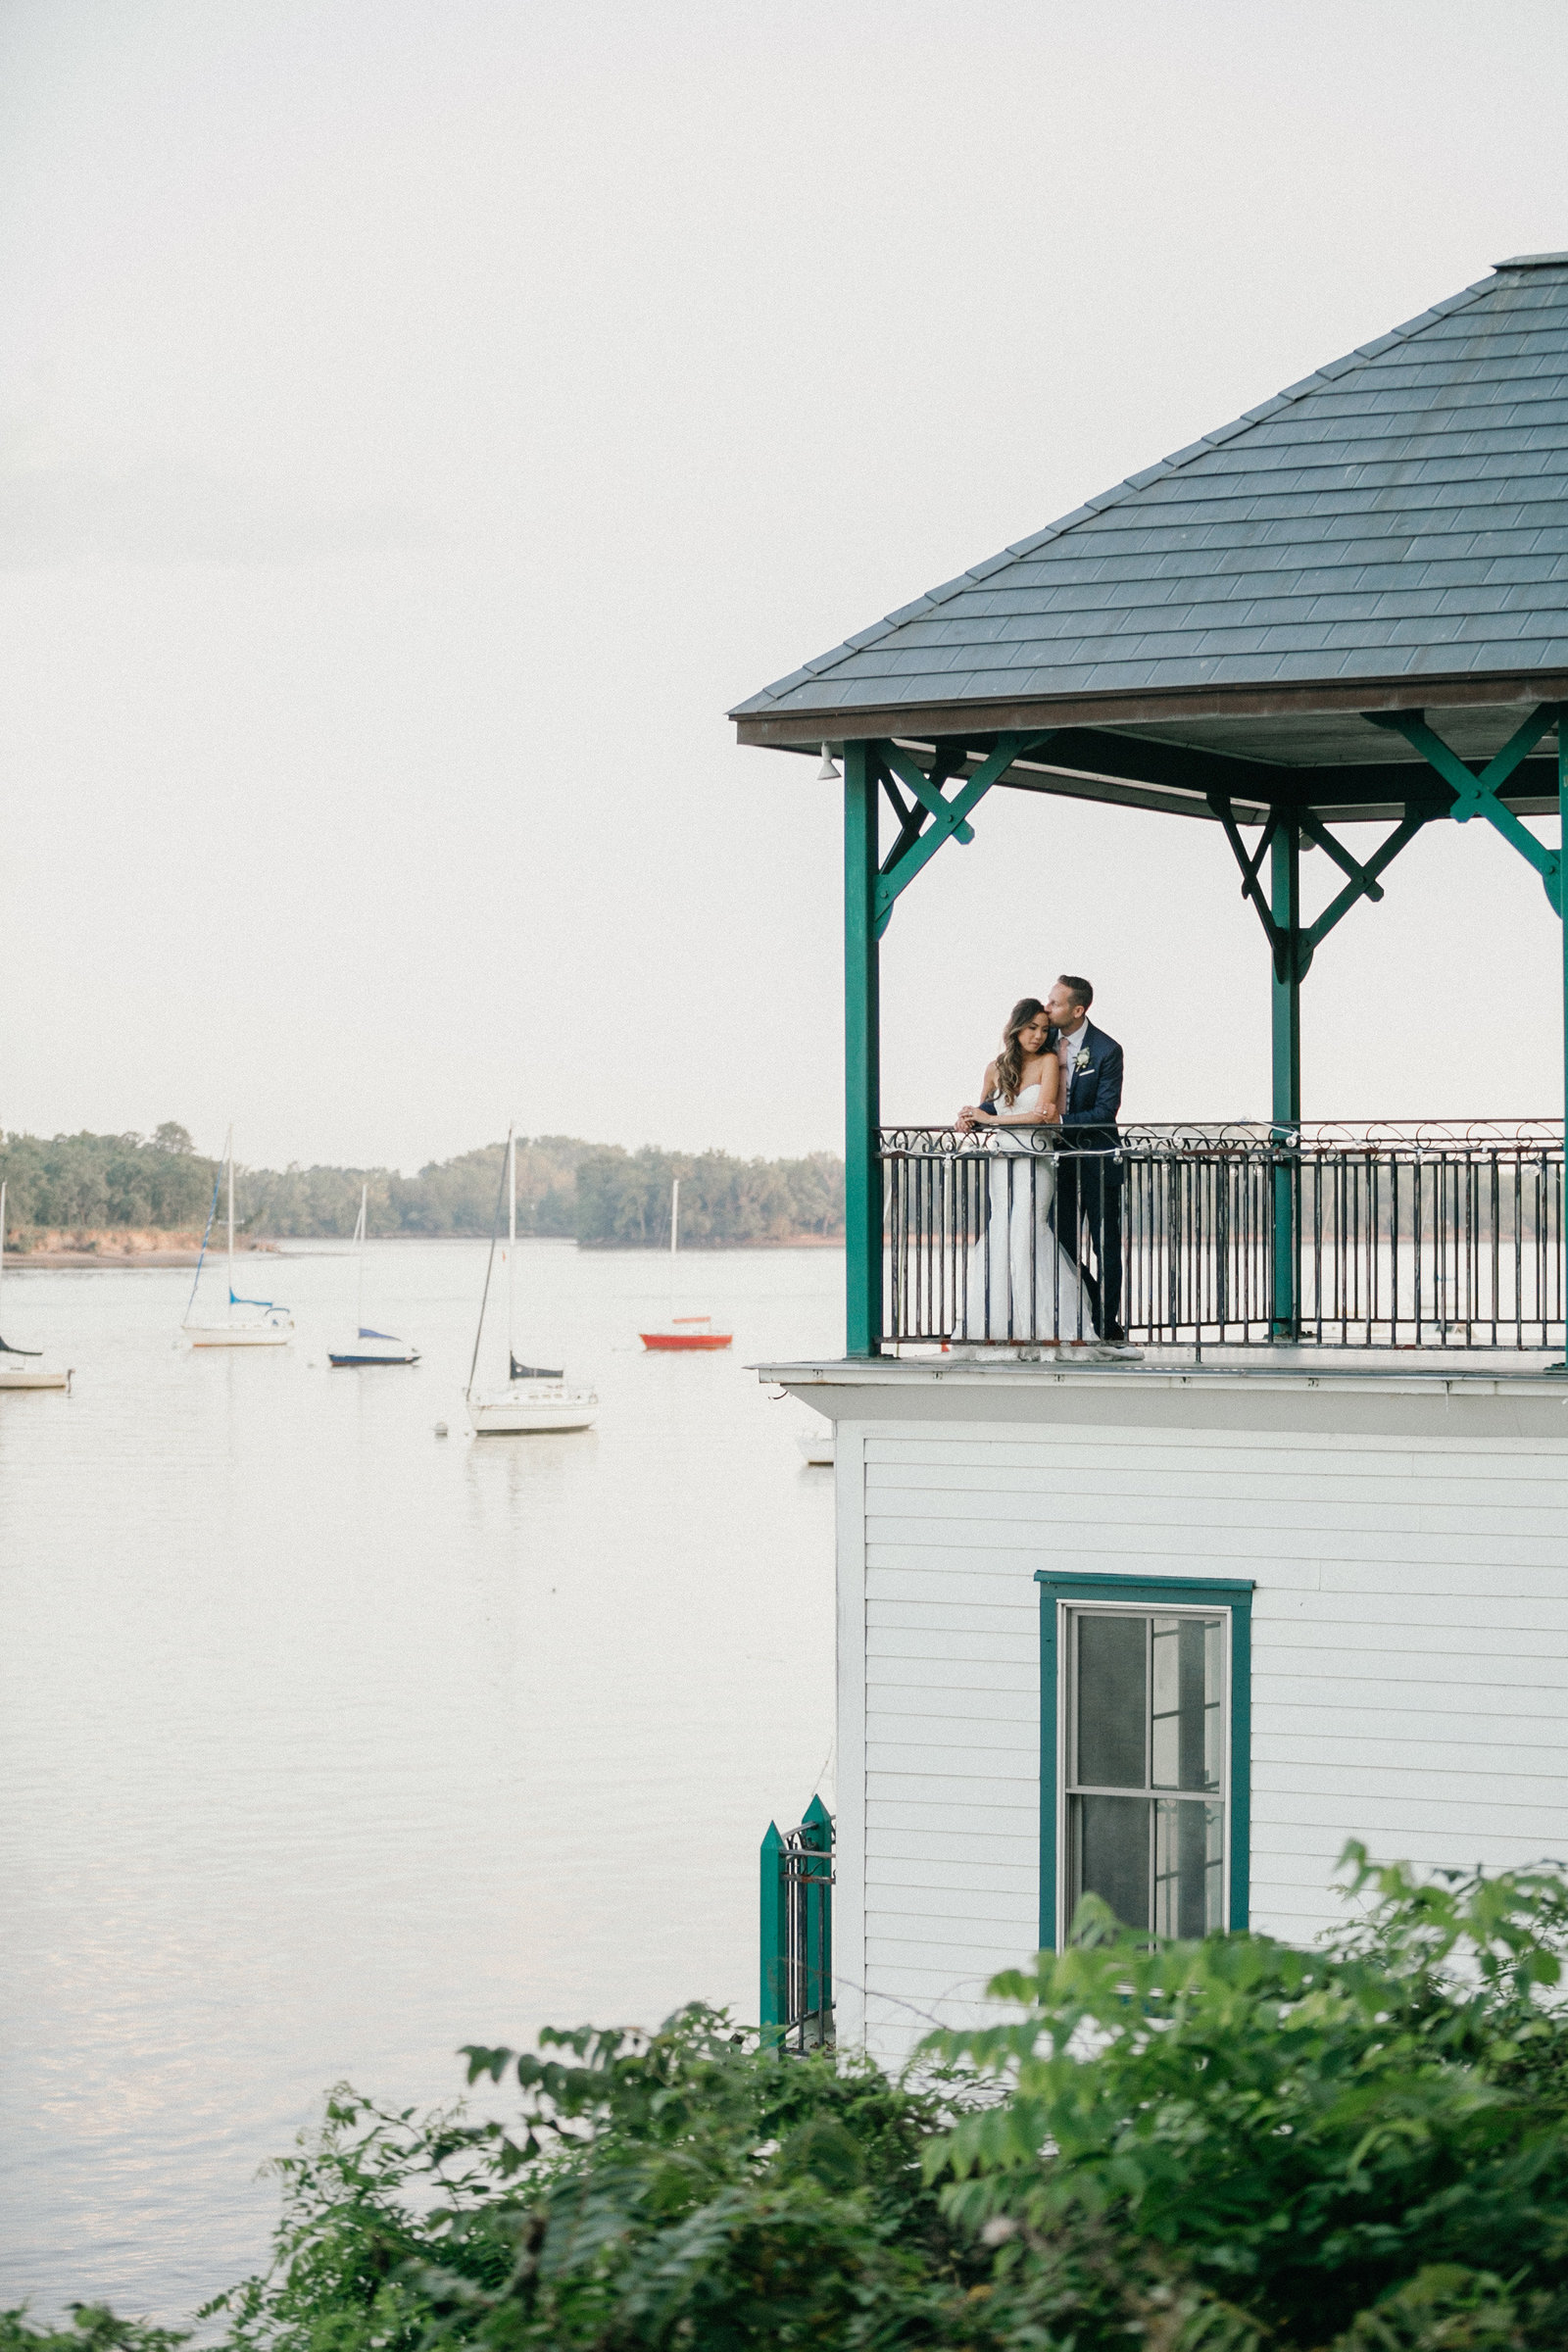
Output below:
[1073,1048,1092,1074]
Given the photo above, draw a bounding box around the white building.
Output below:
[760,1357,1568,2060]
[737,253,1568,2057]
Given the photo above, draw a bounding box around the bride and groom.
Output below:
[954,975,1138,1358]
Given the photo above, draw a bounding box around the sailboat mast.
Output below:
[507,1126,516,1367]
[357,1184,367,1335]
[225,1125,235,1319]
[0,1181,7,1325]
[669,1177,680,1319]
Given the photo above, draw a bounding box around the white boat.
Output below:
[466,1128,597,1435]
[182,1129,292,1347]
[328,1187,419,1366]
[797,1428,834,1466]
[0,1184,72,1391]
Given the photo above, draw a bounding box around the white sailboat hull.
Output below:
[467,1382,597,1434]
[797,1429,834,1466]
[185,1320,293,1348]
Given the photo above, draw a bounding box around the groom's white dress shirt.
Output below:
[1056,1019,1088,1113]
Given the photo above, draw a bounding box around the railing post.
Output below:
[1560,724,1568,1205]
[1270,819,1301,1339]
[800,1792,834,2038]
[1558,723,1568,1362]
[759,1819,786,2049]
[844,743,882,1355]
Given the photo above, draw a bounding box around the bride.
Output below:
[953,997,1090,1345]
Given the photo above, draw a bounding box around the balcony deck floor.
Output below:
[757,1345,1568,1394]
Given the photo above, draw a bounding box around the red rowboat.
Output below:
[640,1314,732,1351]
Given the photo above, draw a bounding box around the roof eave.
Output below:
[731,664,1568,754]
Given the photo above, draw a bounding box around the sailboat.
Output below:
[182,1128,293,1347]
[639,1178,732,1349]
[0,1184,72,1391]
[327,1186,419,1365]
[466,1127,597,1433]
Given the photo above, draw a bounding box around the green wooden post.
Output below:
[759,1819,785,2045]
[844,743,882,1356]
[1560,725,1568,1280]
[1270,818,1300,1339]
[801,1792,833,2030]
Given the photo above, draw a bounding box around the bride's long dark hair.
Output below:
[995,997,1050,1107]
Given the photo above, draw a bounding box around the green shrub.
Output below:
[17,1851,1568,2351]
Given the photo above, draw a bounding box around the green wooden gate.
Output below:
[759,1793,834,2050]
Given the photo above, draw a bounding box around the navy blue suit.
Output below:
[1053,1021,1124,1339]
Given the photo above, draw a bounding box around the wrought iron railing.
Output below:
[880,1120,1566,1351]
[760,1795,834,2050]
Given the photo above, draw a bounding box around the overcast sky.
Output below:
[1,0,1565,1171]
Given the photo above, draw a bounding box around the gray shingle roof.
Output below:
[733,260,1568,724]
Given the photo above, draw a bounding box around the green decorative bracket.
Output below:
[1366,705,1563,913]
[1209,796,1288,973]
[871,732,1056,936]
[1299,805,1438,963]
[1209,792,1435,981]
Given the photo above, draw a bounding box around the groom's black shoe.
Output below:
[1102,1321,1128,1346]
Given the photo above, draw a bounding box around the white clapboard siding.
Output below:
[877,1479,1568,1539]
[870,1831,1038,1870]
[870,1652,1040,1691]
[1257,1616,1568,1656]
[840,1405,1568,2060]
[1255,1715,1568,1766]
[871,1679,1039,1721]
[869,1855,1038,1896]
[869,1624,1042,1662]
[862,1428,1568,1479]
[870,1460,1568,1508]
[1255,1658,1568,1697]
[870,1889,1039,1937]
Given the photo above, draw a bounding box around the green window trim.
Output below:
[1035,1571,1253,1948]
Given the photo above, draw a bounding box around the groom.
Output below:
[1045,976,1126,1343]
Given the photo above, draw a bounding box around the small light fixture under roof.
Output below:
[816,742,841,782]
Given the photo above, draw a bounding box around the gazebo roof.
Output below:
[733,254,1568,822]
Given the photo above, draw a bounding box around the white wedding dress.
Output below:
[955,1086,1090,1344]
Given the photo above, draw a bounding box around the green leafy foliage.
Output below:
[182,2009,978,2352]
[929,1848,1568,2346]
[20,1854,1568,2351]
[0,1126,218,1232]
[0,2308,188,2352]
[572,1147,844,1248]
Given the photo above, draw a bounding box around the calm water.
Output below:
[0,1241,840,2325]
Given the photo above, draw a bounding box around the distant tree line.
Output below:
[0,1126,845,1248]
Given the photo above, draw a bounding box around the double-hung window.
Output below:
[1037,1573,1251,1947]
